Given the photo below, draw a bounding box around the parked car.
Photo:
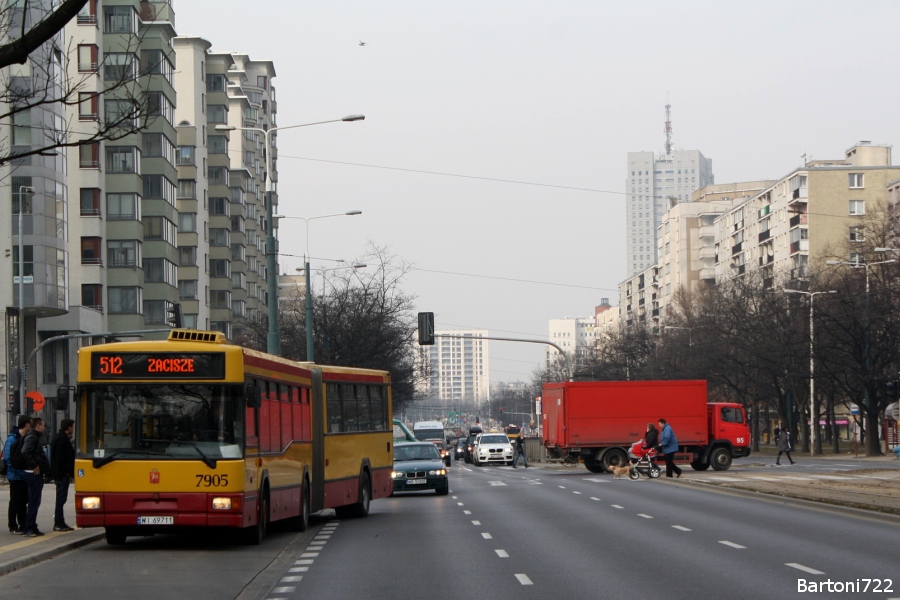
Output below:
[392,442,449,495]
[472,433,514,466]
[429,439,452,467]
[454,438,467,461]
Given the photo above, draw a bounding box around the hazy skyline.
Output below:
[176,1,900,383]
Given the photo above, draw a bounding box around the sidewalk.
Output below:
[0,481,105,577]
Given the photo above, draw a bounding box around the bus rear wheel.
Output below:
[288,481,310,532]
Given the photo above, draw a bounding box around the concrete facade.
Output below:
[418,330,490,408]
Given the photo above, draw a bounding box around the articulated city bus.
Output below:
[74,329,393,545]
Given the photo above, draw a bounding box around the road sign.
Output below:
[26,390,45,412]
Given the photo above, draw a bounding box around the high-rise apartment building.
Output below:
[417,330,490,408]
[626,148,714,277]
[546,317,595,374]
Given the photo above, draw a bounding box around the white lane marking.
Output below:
[281,576,303,582]
[314,534,331,539]
[496,549,509,558]
[558,485,566,489]
[786,563,825,575]
[590,497,601,501]
[294,559,314,565]
[307,544,325,550]
[573,491,582,495]
[472,520,481,525]
[637,514,653,519]
[482,533,493,539]
[464,510,472,515]
[672,525,691,531]
[747,476,780,481]
[611,504,624,509]
[489,481,507,486]
[300,552,319,558]
[585,478,607,483]
[807,475,846,480]
[706,477,748,482]
[453,496,458,499]
[528,480,543,485]
[457,502,465,506]
[288,567,309,573]
[778,476,812,481]
[515,574,534,585]
[271,588,295,594]
[719,541,746,549]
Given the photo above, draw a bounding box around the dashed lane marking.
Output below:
[489,481,507,486]
[496,549,509,558]
[472,520,481,525]
[482,533,493,539]
[515,574,534,585]
[464,510,472,515]
[280,576,303,582]
[590,497,601,501]
[637,514,653,519]
[786,563,825,575]
[585,478,607,483]
[719,541,746,549]
[672,526,691,531]
[573,491,582,495]
[611,505,624,509]
[271,587,295,594]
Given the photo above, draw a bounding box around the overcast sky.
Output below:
[176,1,900,384]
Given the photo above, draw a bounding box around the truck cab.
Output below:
[703,403,752,470]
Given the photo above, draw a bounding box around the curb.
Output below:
[0,530,106,577]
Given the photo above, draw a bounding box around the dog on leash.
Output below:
[610,463,634,479]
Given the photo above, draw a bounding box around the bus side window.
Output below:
[280,384,292,449]
[300,387,311,440]
[371,386,386,430]
[327,383,342,433]
[356,385,371,431]
[260,381,272,452]
[342,384,358,432]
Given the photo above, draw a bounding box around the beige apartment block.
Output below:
[417,330,491,408]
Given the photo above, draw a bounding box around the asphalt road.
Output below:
[2,462,898,600]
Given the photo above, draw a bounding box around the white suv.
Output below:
[472,433,514,466]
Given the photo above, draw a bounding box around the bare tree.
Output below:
[0,0,87,69]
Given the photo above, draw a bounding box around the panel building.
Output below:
[417,330,490,409]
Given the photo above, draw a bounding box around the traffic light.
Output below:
[417,312,435,345]
[499,407,503,415]
[167,302,184,328]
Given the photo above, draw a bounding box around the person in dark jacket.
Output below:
[774,427,795,466]
[50,419,76,531]
[21,417,50,537]
[512,432,528,468]
[643,423,659,463]
[657,418,682,478]
[4,416,31,534]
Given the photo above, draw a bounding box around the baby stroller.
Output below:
[628,440,661,480]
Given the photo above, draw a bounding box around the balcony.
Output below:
[732,242,742,255]
[699,267,715,280]
[758,229,770,242]
[792,187,808,200]
[699,225,715,238]
[789,213,808,227]
[699,246,716,260]
[790,239,809,254]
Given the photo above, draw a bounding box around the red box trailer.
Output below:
[542,380,751,473]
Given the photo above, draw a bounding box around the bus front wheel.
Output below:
[242,491,268,545]
[105,527,126,545]
[336,472,370,519]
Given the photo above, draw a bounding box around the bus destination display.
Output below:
[91,353,226,380]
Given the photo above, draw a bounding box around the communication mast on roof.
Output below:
[664,99,673,157]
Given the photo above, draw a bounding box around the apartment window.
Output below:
[176,145,195,166]
[848,173,865,189]
[104,98,138,128]
[82,284,103,310]
[178,212,197,233]
[208,135,227,154]
[79,143,100,168]
[849,252,864,265]
[103,5,135,33]
[106,147,139,173]
[210,259,230,278]
[178,280,198,300]
[179,246,197,267]
[142,133,175,162]
[210,197,229,216]
[849,226,865,242]
[178,179,197,199]
[849,200,865,215]
[230,187,244,205]
[146,91,174,125]
[107,193,139,221]
[257,75,268,89]
[80,188,101,216]
[11,246,33,278]
[80,237,102,265]
[141,300,166,325]
[208,105,227,123]
[232,272,246,290]
[107,240,139,267]
[231,244,245,262]
[210,228,230,247]
[108,287,140,314]
[206,74,226,92]
[11,109,31,146]
[209,166,229,185]
[230,215,245,233]
[143,258,177,285]
[233,300,246,317]
[143,217,177,244]
[104,53,136,81]
[77,0,98,24]
[140,49,173,83]
[211,290,232,310]
[78,93,99,120]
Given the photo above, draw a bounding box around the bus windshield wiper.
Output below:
[92,448,167,468]
[168,440,217,469]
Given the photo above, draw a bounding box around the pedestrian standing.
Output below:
[775,427,795,466]
[512,432,528,468]
[4,415,31,534]
[657,418,682,478]
[21,417,50,537]
[50,419,76,531]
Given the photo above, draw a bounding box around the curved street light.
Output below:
[215,115,365,356]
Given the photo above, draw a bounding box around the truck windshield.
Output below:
[83,384,244,465]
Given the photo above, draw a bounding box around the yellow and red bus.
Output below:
[74,330,393,545]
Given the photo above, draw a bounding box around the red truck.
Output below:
[542,380,751,473]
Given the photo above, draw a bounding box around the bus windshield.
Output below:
[83,384,244,465]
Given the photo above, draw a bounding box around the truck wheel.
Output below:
[710,448,733,471]
[600,448,628,472]
[584,459,605,474]
[691,460,710,471]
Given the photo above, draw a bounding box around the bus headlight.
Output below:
[212,497,232,510]
[82,497,101,510]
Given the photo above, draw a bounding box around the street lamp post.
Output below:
[784,288,837,455]
[16,186,35,415]
[272,212,363,362]
[826,257,896,454]
[215,114,364,356]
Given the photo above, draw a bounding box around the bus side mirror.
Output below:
[246,383,261,408]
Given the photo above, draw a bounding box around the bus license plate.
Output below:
[137,516,173,525]
[406,479,426,485]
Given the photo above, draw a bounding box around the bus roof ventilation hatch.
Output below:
[168,329,227,344]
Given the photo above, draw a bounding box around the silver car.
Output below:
[472,433,514,466]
